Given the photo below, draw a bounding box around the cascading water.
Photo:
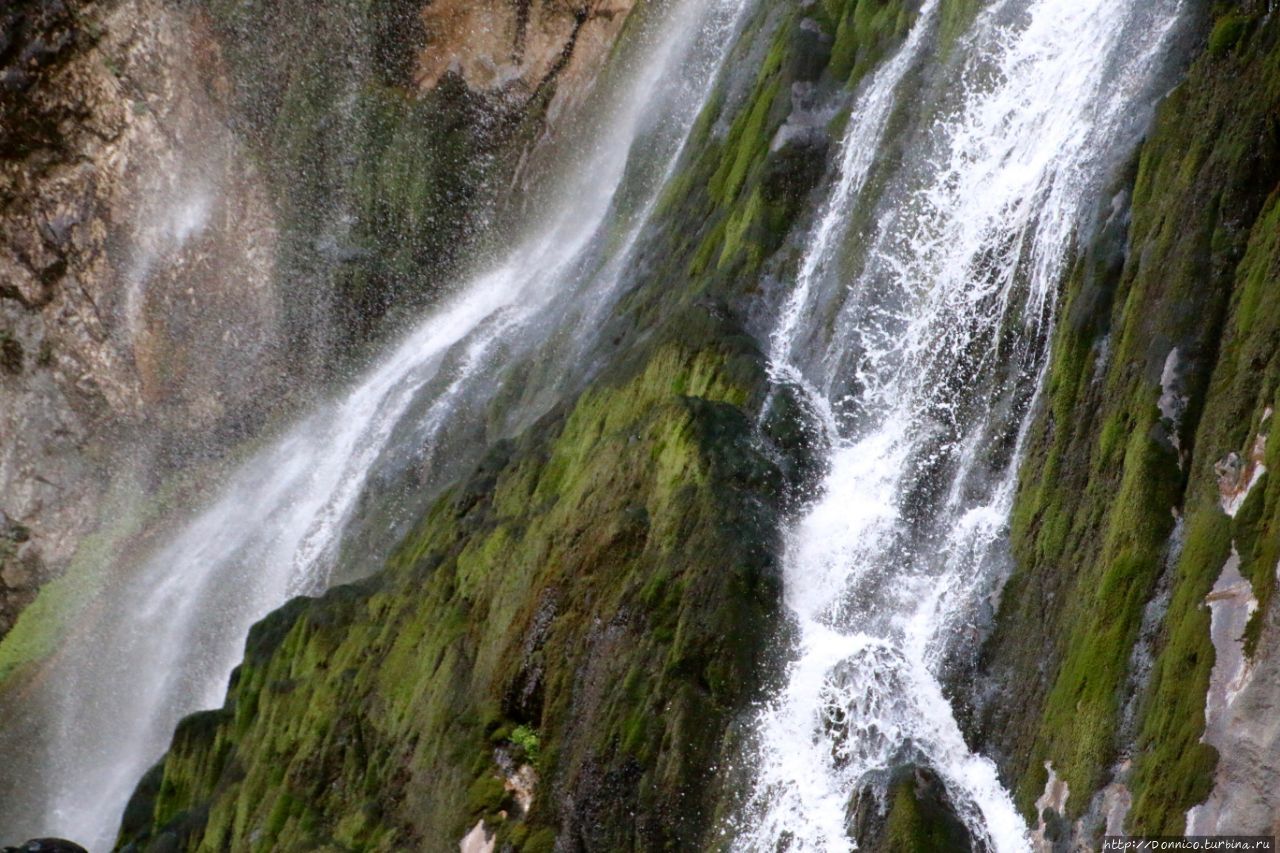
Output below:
[736,0,1188,849]
[0,0,747,846]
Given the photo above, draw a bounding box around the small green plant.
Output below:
[510,725,541,765]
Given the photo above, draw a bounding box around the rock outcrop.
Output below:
[115,308,790,851]
[111,1,869,846]
[415,0,635,115]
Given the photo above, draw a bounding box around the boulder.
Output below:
[2,840,89,853]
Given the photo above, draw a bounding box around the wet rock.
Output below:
[0,333,22,374]
[2,840,89,853]
[761,382,828,498]
[854,765,974,853]
[459,820,495,853]
[765,69,835,208]
[1186,548,1266,836]
[1031,762,1071,853]
[1216,420,1268,517]
[764,124,831,206]
[503,590,557,722]
[0,511,29,543]
[790,18,833,82]
[494,745,539,818]
[0,544,42,591]
[0,0,81,158]
[1157,346,1189,454]
[414,0,637,123]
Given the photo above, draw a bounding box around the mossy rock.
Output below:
[116,309,788,850]
[974,2,1280,834]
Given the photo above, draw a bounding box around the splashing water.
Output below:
[0,0,748,846]
[737,0,1188,849]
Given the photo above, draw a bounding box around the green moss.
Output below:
[937,0,982,56]
[1128,510,1230,834]
[118,312,785,850]
[1128,136,1280,834]
[1208,14,1248,57]
[521,828,557,853]
[0,474,181,687]
[1016,419,1182,809]
[709,38,785,206]
[982,4,1280,832]
[880,775,971,853]
[111,3,935,847]
[829,0,912,86]
[621,0,920,338]
[466,775,508,816]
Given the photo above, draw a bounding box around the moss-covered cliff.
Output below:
[973,0,1280,841]
[111,1,930,848]
[117,308,786,851]
[102,0,1280,849]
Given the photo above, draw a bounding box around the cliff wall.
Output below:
[19,0,1280,850]
[973,1,1280,843]
[0,0,637,680]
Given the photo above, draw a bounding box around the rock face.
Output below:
[197,0,642,363]
[0,0,281,642]
[0,0,638,666]
[115,313,790,851]
[849,764,975,853]
[415,0,634,112]
[112,0,868,847]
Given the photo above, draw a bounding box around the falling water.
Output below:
[0,0,746,846]
[738,0,1187,849]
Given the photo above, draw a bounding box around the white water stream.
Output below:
[738,0,1187,849]
[0,0,746,846]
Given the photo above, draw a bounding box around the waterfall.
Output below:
[736,0,1188,849]
[0,0,1203,848]
[0,0,746,846]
